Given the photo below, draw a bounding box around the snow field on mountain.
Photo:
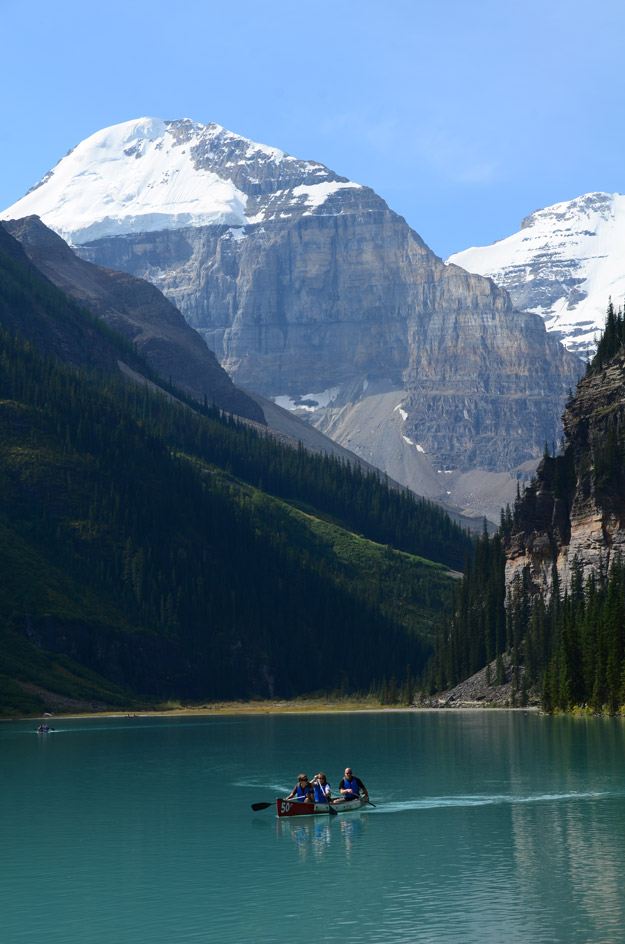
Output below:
[448,192,625,354]
[1,118,250,244]
[1,117,363,245]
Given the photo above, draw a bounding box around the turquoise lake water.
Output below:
[2,710,625,944]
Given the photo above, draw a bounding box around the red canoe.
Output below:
[276,796,367,817]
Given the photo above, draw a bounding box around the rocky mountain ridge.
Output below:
[448,191,625,356]
[2,118,583,520]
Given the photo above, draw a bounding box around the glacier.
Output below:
[1,117,362,245]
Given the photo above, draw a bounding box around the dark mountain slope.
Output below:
[2,216,264,423]
[0,249,471,712]
[0,224,145,375]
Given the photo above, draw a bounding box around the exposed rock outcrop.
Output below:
[421,653,540,708]
[505,350,625,597]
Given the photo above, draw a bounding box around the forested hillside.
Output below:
[428,527,625,712]
[0,246,471,715]
[426,526,506,695]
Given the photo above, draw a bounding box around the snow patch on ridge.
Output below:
[291,181,361,213]
[402,436,425,452]
[272,387,341,412]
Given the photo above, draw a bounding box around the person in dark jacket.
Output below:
[339,767,368,802]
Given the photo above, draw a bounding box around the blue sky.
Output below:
[2,0,624,258]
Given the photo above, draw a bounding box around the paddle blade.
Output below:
[251,802,273,811]
[328,803,338,816]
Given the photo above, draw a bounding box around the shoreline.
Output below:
[2,700,543,723]
[5,653,546,722]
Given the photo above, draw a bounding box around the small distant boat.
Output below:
[36,725,53,734]
[276,796,367,817]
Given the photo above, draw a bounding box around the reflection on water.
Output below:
[510,784,625,942]
[2,712,625,944]
[277,811,368,860]
[339,816,361,857]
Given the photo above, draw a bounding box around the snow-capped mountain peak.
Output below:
[447,191,625,355]
[1,117,361,245]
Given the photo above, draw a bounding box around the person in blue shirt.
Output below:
[285,773,314,803]
[311,772,331,803]
[339,767,368,802]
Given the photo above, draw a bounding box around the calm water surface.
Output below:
[2,711,625,944]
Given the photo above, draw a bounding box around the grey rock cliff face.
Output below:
[400,262,581,472]
[78,187,581,502]
[505,350,625,599]
[77,188,427,395]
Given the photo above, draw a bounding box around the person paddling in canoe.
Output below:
[339,767,368,802]
[285,773,314,803]
[311,772,331,804]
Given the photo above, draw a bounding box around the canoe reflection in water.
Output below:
[277,810,367,860]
